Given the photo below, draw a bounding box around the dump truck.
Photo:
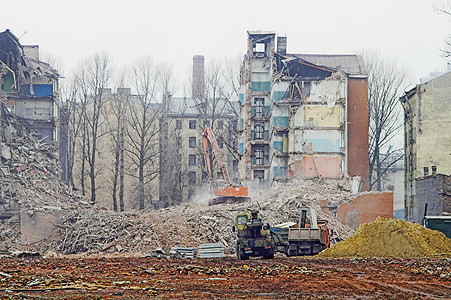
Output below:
[270,208,331,256]
[233,210,274,260]
[202,126,249,205]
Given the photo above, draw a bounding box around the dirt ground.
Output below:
[0,256,449,299]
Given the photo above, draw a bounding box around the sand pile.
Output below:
[317,217,451,258]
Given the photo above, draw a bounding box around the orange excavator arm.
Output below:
[202,126,231,185]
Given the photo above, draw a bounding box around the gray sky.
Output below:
[4,0,450,91]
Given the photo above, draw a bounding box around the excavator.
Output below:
[202,126,249,205]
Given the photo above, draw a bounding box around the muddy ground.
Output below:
[0,256,449,299]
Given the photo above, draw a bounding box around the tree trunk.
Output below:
[90,132,97,205]
[81,125,86,196]
[376,148,381,191]
[119,120,125,212]
[112,141,119,211]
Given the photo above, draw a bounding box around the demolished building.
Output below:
[238,31,369,190]
[0,29,59,141]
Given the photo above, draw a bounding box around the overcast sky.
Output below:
[5,0,450,92]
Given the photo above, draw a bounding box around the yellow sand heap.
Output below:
[317,217,451,258]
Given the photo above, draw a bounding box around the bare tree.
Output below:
[74,51,113,204]
[60,77,83,188]
[434,0,451,57]
[126,57,161,210]
[363,50,410,191]
[105,74,128,211]
[220,55,242,164]
[158,64,183,208]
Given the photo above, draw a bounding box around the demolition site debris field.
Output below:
[1,115,450,298]
[0,256,450,299]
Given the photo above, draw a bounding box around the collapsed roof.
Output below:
[276,53,367,80]
[0,29,59,92]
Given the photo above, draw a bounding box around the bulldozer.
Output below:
[233,210,274,260]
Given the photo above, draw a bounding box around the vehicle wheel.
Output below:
[285,246,291,257]
[239,251,249,260]
[237,245,249,260]
[263,249,274,259]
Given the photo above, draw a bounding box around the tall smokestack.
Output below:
[192,55,205,99]
[277,36,287,56]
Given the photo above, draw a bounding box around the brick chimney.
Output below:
[277,36,287,56]
[192,55,205,99]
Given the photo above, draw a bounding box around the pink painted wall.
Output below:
[303,155,340,178]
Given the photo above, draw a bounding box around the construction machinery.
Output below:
[233,210,274,260]
[271,207,331,256]
[202,126,249,205]
[232,207,331,259]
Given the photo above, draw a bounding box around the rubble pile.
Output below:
[46,180,357,255]
[0,105,80,251]
[317,217,451,258]
[0,108,78,207]
[1,177,358,256]
[253,180,357,241]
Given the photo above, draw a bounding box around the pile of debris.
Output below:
[317,217,451,258]
[1,174,359,256]
[0,103,80,251]
[40,180,356,256]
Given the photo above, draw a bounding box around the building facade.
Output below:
[401,71,451,222]
[238,31,369,189]
[0,30,59,141]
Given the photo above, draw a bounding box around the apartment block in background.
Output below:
[401,71,451,222]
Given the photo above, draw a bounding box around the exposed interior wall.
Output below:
[347,78,369,191]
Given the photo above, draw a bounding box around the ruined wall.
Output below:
[15,99,53,120]
[415,176,442,223]
[347,78,369,191]
[20,209,62,244]
[336,192,393,229]
[413,174,451,224]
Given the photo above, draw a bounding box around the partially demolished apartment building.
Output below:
[238,31,369,190]
[0,29,59,141]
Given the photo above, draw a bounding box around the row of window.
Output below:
[176,119,225,130]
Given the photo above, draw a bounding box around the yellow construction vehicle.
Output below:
[233,210,274,260]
